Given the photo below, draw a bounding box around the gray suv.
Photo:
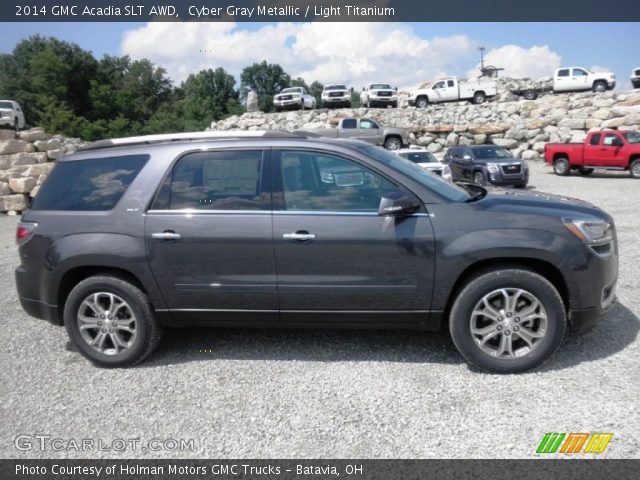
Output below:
[15,132,618,373]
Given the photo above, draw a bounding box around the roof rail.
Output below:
[78,130,306,151]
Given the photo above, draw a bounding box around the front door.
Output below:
[356,119,381,143]
[272,149,435,323]
[145,149,278,321]
[599,133,625,167]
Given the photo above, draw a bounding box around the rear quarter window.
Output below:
[31,154,149,211]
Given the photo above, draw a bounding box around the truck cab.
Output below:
[553,67,616,93]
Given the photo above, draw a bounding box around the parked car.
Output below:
[443,145,529,187]
[395,149,452,180]
[0,100,26,131]
[545,130,640,178]
[321,84,351,108]
[299,117,409,150]
[360,83,398,108]
[15,131,617,373]
[553,67,616,93]
[631,67,640,89]
[274,87,316,112]
[409,77,497,107]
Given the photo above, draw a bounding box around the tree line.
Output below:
[0,36,334,140]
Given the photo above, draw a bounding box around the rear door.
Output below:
[272,149,435,322]
[583,133,602,165]
[599,133,626,167]
[555,69,571,91]
[338,119,359,139]
[145,149,278,322]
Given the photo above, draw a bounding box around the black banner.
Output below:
[1,459,639,480]
[3,0,640,22]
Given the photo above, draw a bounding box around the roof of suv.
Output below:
[69,130,376,160]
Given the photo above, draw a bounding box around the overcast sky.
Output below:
[1,22,637,90]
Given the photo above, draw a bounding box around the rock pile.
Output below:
[0,128,84,214]
[210,88,640,163]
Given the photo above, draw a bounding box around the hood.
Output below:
[479,188,610,221]
[474,157,520,164]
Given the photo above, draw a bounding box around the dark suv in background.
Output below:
[15,132,617,373]
[444,145,529,188]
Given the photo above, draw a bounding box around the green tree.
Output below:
[240,61,291,112]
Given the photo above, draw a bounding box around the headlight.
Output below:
[563,218,613,246]
[486,162,500,173]
[442,165,452,180]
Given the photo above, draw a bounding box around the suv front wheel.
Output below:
[64,275,162,368]
[449,268,566,373]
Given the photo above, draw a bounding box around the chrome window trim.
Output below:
[147,209,430,217]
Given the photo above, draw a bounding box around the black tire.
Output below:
[275,106,281,113]
[523,90,538,101]
[449,268,567,373]
[416,97,428,109]
[473,171,485,185]
[473,91,486,104]
[592,81,607,93]
[64,275,162,368]
[630,159,640,179]
[553,157,570,176]
[384,136,402,150]
[392,101,398,108]
[579,167,594,176]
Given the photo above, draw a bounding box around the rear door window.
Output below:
[161,150,267,210]
[31,154,149,211]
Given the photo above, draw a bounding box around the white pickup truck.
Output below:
[553,67,616,93]
[360,83,398,108]
[0,100,26,131]
[409,77,497,108]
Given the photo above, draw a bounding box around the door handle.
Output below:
[283,231,316,242]
[151,231,181,240]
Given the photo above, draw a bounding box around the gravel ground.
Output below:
[0,161,638,459]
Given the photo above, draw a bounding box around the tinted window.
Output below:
[342,119,357,129]
[32,155,148,211]
[603,134,623,147]
[590,133,601,145]
[447,80,455,87]
[473,147,513,159]
[168,151,265,210]
[558,69,570,77]
[401,152,437,164]
[280,151,399,212]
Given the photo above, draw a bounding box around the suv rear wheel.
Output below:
[64,275,162,368]
[449,268,566,373]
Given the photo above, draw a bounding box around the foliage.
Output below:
[0,36,330,139]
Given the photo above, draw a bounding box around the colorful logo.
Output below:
[536,432,613,454]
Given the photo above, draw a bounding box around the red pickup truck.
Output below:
[545,130,640,178]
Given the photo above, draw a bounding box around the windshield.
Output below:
[0,101,13,109]
[281,88,301,94]
[400,151,438,164]
[358,146,470,203]
[325,85,347,91]
[623,132,640,144]
[370,84,391,90]
[473,147,513,159]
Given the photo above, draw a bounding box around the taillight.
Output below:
[16,222,37,246]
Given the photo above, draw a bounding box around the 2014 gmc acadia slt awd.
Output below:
[15,131,618,373]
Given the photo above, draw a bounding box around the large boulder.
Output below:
[17,128,51,142]
[0,140,35,155]
[9,176,37,194]
[0,194,28,212]
[34,138,62,152]
[491,137,519,149]
[246,90,260,113]
[0,130,16,141]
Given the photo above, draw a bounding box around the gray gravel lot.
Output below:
[0,161,638,459]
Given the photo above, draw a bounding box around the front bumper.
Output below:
[0,117,15,127]
[322,97,351,107]
[631,78,640,88]
[369,97,397,106]
[607,80,617,90]
[274,99,303,109]
[487,168,529,186]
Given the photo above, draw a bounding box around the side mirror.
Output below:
[378,191,420,216]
